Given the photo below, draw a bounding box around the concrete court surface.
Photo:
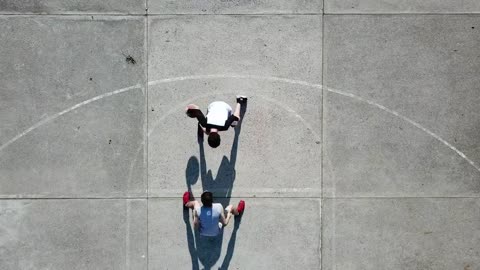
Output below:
[0,0,479,269]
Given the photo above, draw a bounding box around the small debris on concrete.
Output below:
[125,55,136,65]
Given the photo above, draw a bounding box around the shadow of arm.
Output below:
[183,209,200,270]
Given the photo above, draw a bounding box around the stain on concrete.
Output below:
[125,55,136,65]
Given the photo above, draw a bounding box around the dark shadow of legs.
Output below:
[219,215,242,270]
[183,208,200,270]
[194,230,223,270]
[184,156,200,270]
[186,156,200,192]
[184,206,224,270]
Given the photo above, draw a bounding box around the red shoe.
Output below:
[183,191,191,206]
[237,200,245,214]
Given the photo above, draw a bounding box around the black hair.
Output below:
[201,191,213,207]
[208,132,221,148]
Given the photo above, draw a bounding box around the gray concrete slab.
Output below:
[0,0,145,14]
[0,199,147,270]
[322,198,480,270]
[324,90,480,197]
[325,0,480,14]
[148,0,322,15]
[148,15,322,198]
[149,198,321,269]
[148,79,322,198]
[148,15,322,83]
[324,15,480,197]
[0,16,146,198]
[2,3,480,269]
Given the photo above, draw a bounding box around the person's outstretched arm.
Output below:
[221,206,234,227]
[185,104,207,127]
[193,209,200,229]
[233,102,241,120]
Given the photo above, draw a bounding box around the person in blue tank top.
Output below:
[183,191,245,237]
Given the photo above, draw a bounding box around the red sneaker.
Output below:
[237,200,245,214]
[183,191,191,206]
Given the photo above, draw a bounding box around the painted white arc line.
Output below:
[0,74,478,174]
[254,94,321,140]
[0,84,142,152]
[327,87,480,173]
[147,74,323,88]
[148,74,480,173]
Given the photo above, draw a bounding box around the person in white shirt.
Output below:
[185,96,247,148]
[183,191,245,237]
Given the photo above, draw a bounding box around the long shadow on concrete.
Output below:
[183,104,247,270]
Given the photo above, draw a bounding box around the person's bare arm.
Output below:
[186,104,207,127]
[233,103,241,121]
[185,104,200,111]
[221,206,233,227]
[220,211,228,227]
[193,209,200,229]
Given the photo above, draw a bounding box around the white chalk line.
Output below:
[0,84,143,153]
[128,91,321,184]
[128,91,224,184]
[130,90,322,184]
[147,74,321,88]
[254,94,321,140]
[145,93,320,140]
[148,74,480,173]
[327,87,480,172]
[1,74,478,174]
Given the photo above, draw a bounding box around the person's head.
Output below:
[201,191,213,207]
[208,132,221,148]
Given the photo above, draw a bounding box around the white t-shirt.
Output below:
[206,101,233,127]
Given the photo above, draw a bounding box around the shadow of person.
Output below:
[186,156,200,191]
[219,215,242,270]
[183,207,200,270]
[199,102,247,208]
[184,157,200,270]
[184,156,224,270]
[183,103,247,269]
[194,230,223,270]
